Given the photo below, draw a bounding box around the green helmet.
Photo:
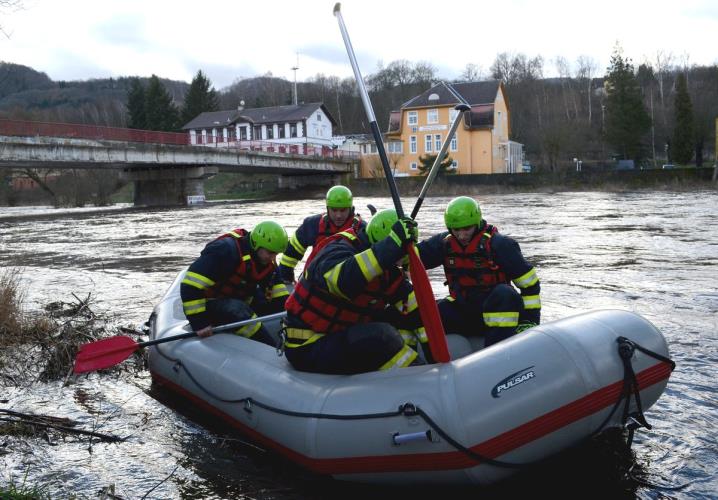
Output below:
[444,196,482,229]
[326,185,353,209]
[250,221,288,253]
[366,209,398,244]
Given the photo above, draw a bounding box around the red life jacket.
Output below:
[205,228,276,300]
[305,212,363,263]
[443,224,509,300]
[286,230,404,333]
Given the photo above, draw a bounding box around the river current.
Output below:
[0,190,716,499]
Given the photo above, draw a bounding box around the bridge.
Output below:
[0,119,359,206]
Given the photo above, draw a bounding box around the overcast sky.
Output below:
[2,0,717,90]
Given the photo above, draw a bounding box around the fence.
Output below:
[0,118,360,161]
[0,118,189,145]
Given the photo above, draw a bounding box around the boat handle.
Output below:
[392,430,432,445]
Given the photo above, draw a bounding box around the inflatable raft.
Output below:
[148,271,674,485]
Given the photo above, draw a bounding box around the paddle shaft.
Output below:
[411,104,470,219]
[138,311,288,349]
[334,3,450,362]
[334,3,403,217]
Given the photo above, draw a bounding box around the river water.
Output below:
[1,191,716,499]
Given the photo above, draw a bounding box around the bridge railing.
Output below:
[0,118,360,160]
[193,137,360,161]
[0,118,190,145]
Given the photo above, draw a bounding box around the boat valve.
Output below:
[392,430,432,446]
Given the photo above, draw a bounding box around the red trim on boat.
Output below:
[150,361,672,475]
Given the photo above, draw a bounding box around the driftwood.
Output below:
[0,408,125,443]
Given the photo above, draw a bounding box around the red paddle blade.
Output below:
[73,336,140,374]
[408,244,451,362]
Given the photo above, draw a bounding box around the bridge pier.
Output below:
[121,166,218,206]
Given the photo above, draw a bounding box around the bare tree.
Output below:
[576,55,597,125]
[459,63,484,82]
[0,0,23,38]
[653,50,674,127]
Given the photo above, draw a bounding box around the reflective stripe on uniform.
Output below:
[289,234,306,255]
[398,329,417,345]
[522,294,541,309]
[271,283,289,299]
[236,315,262,338]
[182,298,206,315]
[324,263,350,300]
[279,254,299,268]
[394,291,418,314]
[414,326,428,343]
[354,248,382,282]
[513,268,538,288]
[483,311,520,327]
[379,344,417,370]
[284,327,325,348]
[181,271,215,290]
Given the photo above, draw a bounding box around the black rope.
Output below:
[152,335,675,471]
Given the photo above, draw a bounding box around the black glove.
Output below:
[277,264,296,284]
[389,217,418,249]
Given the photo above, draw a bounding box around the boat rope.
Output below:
[153,335,675,470]
[591,336,676,445]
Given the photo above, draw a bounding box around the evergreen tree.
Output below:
[604,46,651,160]
[417,153,455,176]
[126,77,146,129]
[180,70,219,125]
[672,73,694,164]
[144,75,180,131]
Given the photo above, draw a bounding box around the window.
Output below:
[317,113,322,121]
[266,125,274,139]
[449,108,458,123]
[290,123,298,138]
[427,108,438,124]
[410,136,417,153]
[410,162,418,170]
[425,134,433,152]
[408,111,418,125]
[278,124,285,139]
[451,160,458,170]
[387,142,403,153]
[450,135,457,151]
[435,134,441,152]
[240,127,247,140]
[253,125,262,140]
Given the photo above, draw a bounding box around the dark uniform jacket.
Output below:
[417,223,541,324]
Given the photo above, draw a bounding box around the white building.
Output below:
[182,102,337,150]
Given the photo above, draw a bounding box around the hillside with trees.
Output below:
[1,46,717,170]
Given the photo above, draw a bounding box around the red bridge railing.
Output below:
[0,118,360,161]
[0,118,189,145]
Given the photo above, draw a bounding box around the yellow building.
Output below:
[359,81,523,177]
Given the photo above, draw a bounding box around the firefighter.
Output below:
[180,221,289,347]
[278,185,365,284]
[283,209,428,374]
[417,196,541,346]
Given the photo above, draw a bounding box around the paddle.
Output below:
[73,311,287,374]
[411,103,470,219]
[334,3,450,362]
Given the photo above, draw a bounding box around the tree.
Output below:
[181,70,219,125]
[144,75,180,131]
[672,73,694,164]
[604,46,651,160]
[126,77,146,129]
[417,153,455,176]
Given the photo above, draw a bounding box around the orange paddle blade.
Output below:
[408,244,450,362]
[73,336,139,374]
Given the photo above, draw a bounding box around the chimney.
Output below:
[238,99,245,111]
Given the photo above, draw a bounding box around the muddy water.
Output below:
[1,191,716,498]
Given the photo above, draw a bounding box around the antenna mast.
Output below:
[291,53,299,105]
